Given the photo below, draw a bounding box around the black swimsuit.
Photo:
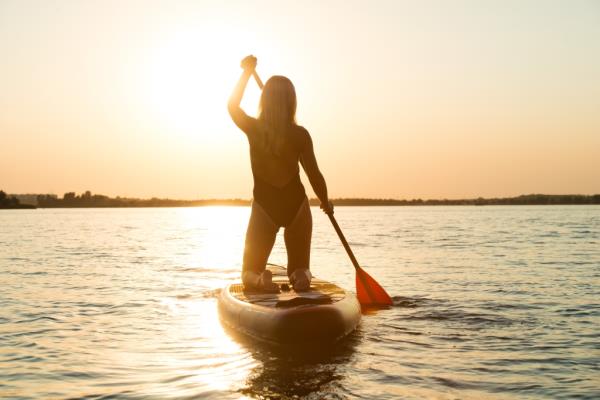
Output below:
[253,173,306,227]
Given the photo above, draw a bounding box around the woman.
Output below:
[228,55,333,293]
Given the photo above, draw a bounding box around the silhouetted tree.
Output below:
[0,190,31,208]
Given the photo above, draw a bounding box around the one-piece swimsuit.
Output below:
[253,172,306,227]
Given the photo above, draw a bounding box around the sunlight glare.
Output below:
[157,297,256,393]
[143,26,263,145]
[177,207,249,286]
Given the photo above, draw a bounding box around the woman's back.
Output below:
[248,124,307,188]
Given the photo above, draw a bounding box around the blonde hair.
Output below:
[257,76,297,156]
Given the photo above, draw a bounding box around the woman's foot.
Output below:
[289,269,312,292]
[242,270,280,293]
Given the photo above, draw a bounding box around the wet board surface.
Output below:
[218,265,361,344]
[228,265,346,308]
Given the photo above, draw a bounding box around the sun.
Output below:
[142,25,264,144]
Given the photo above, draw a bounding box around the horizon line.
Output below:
[6,191,600,208]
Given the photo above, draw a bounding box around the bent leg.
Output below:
[242,201,279,280]
[284,198,312,283]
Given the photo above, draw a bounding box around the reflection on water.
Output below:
[227,325,361,399]
[1,206,599,399]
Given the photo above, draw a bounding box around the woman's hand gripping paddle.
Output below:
[251,67,391,306]
[326,212,393,306]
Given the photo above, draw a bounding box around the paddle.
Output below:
[252,71,263,89]
[325,212,393,306]
[250,68,392,306]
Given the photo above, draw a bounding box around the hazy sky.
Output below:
[1,0,599,199]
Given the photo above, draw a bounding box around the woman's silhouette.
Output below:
[228,55,333,292]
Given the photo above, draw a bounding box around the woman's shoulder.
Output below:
[293,125,311,150]
[293,124,311,144]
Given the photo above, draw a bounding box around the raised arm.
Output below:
[227,55,257,134]
[300,130,334,214]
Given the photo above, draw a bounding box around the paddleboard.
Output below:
[218,265,361,344]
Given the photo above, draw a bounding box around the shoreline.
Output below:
[0,204,36,210]
[5,193,600,209]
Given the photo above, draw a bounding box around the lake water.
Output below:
[1,206,599,399]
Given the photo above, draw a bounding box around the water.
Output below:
[1,206,599,399]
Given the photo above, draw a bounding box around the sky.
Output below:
[1,0,599,200]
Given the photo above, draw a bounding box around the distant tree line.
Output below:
[36,191,250,208]
[0,190,36,209]
[29,191,600,208]
[316,194,600,206]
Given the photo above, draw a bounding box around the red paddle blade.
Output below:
[355,267,393,306]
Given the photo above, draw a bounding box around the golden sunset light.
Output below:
[1,2,599,399]
[2,1,598,200]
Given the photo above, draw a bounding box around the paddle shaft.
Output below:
[252,71,264,89]
[327,213,361,271]
[328,212,389,306]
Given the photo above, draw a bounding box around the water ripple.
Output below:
[1,205,598,399]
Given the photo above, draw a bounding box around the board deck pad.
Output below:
[229,265,346,308]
